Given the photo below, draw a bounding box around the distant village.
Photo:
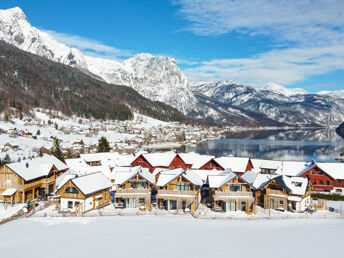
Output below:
[0,148,343,222]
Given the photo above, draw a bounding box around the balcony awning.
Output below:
[1,188,17,196]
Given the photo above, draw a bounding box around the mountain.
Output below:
[0,7,197,115]
[318,90,344,100]
[0,40,190,123]
[190,81,344,126]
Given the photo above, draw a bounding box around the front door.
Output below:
[270,199,275,209]
[241,201,246,211]
[230,201,236,211]
[124,198,136,208]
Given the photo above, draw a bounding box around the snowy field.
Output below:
[0,216,343,258]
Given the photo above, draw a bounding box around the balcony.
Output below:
[214,191,253,200]
[266,189,286,197]
[156,190,195,199]
[115,188,150,197]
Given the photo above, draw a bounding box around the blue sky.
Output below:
[1,0,344,92]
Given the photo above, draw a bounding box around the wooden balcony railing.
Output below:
[214,191,253,197]
[116,188,150,194]
[157,190,195,197]
[266,189,286,196]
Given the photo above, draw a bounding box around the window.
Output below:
[130,180,147,189]
[65,187,79,194]
[139,198,145,203]
[68,201,73,209]
[49,184,54,194]
[229,184,242,192]
[326,181,330,186]
[280,200,284,206]
[170,200,177,210]
[320,180,323,185]
[176,183,189,191]
[75,201,80,206]
[230,201,236,211]
[336,189,342,193]
[338,180,342,184]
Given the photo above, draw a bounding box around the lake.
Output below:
[186,128,344,162]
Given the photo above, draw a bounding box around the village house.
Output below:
[208,171,254,213]
[242,171,313,212]
[57,172,111,214]
[0,155,68,203]
[298,161,344,194]
[113,167,155,210]
[179,152,223,170]
[131,152,191,172]
[214,156,253,176]
[155,168,203,212]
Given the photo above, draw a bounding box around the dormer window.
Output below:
[292,182,302,187]
[65,187,79,194]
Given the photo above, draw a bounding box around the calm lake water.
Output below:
[186,129,344,162]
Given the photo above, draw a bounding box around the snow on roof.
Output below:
[315,162,344,180]
[208,171,237,188]
[113,167,155,185]
[156,168,184,187]
[241,171,279,189]
[141,151,177,167]
[214,156,250,172]
[178,152,215,169]
[56,171,77,191]
[1,188,17,196]
[80,152,117,162]
[275,176,309,196]
[156,168,203,188]
[65,158,88,171]
[6,155,66,181]
[251,159,281,170]
[276,161,312,177]
[70,172,111,196]
[192,169,226,183]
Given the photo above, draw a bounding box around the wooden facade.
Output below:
[57,180,110,214]
[257,178,313,212]
[115,174,153,210]
[299,166,336,192]
[199,159,224,171]
[0,165,61,203]
[210,176,254,213]
[156,175,200,212]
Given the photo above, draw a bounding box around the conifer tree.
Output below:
[97,136,111,152]
[51,139,64,162]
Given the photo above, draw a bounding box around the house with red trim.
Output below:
[298,162,344,194]
[179,152,223,171]
[131,152,192,172]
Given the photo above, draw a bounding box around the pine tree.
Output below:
[2,154,10,165]
[51,139,64,162]
[97,136,111,153]
[36,129,41,136]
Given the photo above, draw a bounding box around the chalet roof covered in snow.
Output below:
[208,171,237,189]
[141,152,177,167]
[69,172,111,196]
[56,170,78,191]
[65,158,88,171]
[251,159,281,170]
[274,176,309,196]
[241,171,279,189]
[179,152,215,169]
[6,154,67,181]
[214,156,250,173]
[192,169,225,183]
[156,168,203,188]
[315,162,344,180]
[114,167,155,185]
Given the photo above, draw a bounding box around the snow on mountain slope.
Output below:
[190,81,344,126]
[263,82,308,97]
[318,90,344,99]
[0,7,197,115]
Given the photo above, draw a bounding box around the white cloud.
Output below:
[44,30,132,58]
[174,0,344,86]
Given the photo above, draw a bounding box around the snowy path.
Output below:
[0,216,343,258]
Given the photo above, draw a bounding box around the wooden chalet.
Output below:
[57,172,111,214]
[131,152,191,173]
[252,174,313,212]
[155,168,203,212]
[114,167,155,210]
[214,156,253,176]
[0,155,68,203]
[208,171,254,213]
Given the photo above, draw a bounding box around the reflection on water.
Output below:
[186,129,344,162]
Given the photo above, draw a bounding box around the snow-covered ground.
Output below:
[0,203,25,220]
[0,216,343,258]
